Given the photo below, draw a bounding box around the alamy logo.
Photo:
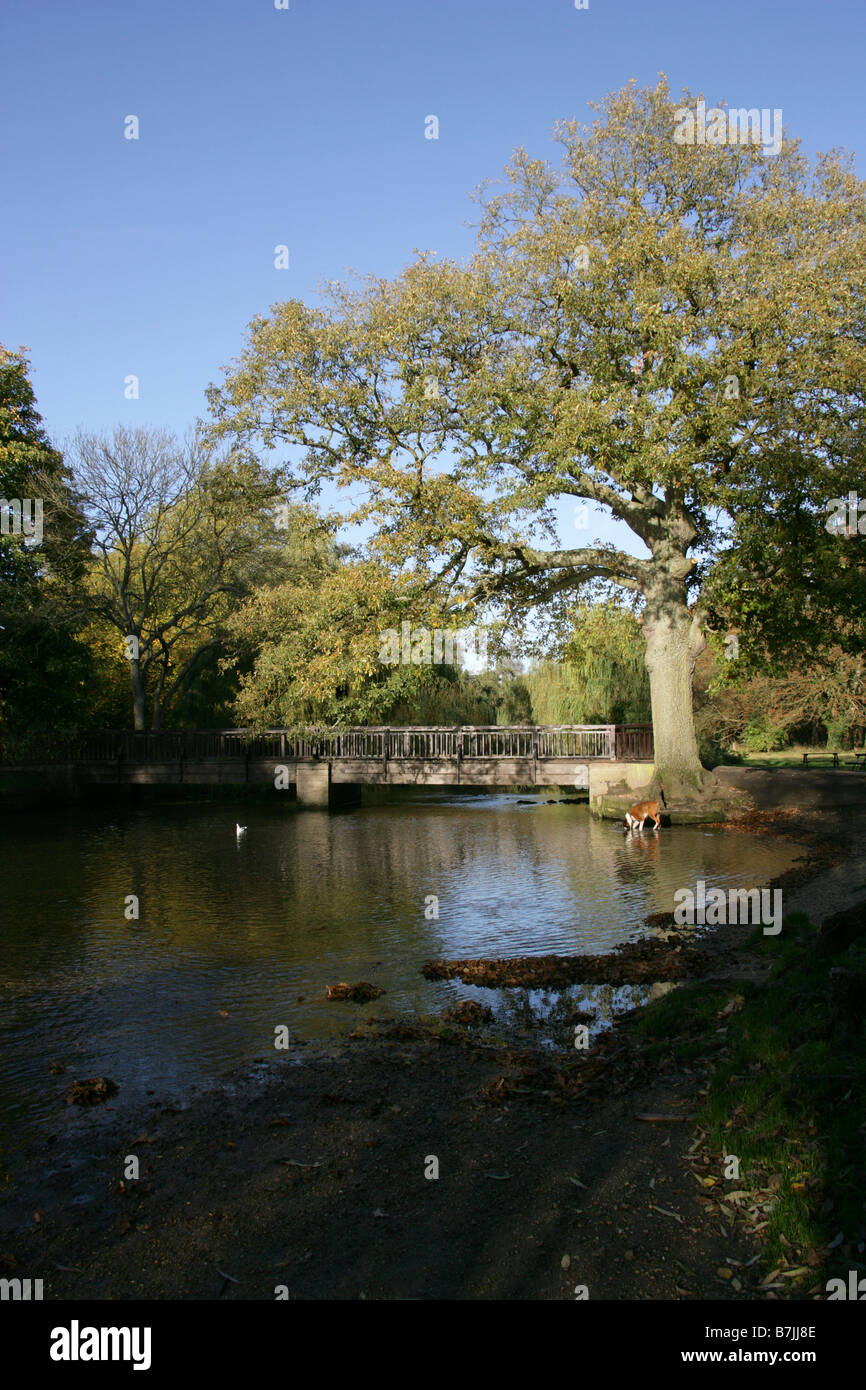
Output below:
[673,880,782,935]
[826,1271,866,1300]
[673,101,782,156]
[0,497,43,543]
[0,1277,43,1300]
[379,621,488,667]
[50,1320,152,1371]
[825,492,865,537]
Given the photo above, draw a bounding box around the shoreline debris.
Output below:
[325,982,385,1002]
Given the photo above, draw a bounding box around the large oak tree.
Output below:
[206,78,866,796]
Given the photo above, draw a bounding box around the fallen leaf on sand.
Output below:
[651,1205,684,1223]
[636,1113,694,1123]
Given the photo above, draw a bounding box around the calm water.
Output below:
[0,792,800,1145]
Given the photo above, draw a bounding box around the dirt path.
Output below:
[1,1034,758,1301]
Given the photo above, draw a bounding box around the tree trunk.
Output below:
[129,658,147,732]
[641,571,706,794]
[151,663,166,732]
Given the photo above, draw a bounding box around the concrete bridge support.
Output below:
[295,762,331,808]
[589,761,656,816]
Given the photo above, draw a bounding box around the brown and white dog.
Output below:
[625,789,665,831]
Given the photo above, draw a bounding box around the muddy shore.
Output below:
[0,805,860,1301]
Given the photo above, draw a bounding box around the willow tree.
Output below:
[526,602,651,726]
[206,78,865,797]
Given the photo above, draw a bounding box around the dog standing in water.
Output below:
[625,788,666,831]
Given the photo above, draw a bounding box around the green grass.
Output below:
[736,745,866,769]
[635,912,866,1286]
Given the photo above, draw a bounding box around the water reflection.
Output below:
[0,793,798,1140]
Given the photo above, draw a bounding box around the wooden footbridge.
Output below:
[4,725,653,806]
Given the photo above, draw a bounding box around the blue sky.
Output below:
[2,0,864,550]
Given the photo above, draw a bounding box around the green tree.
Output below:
[703,494,866,675]
[57,425,285,730]
[207,78,865,800]
[526,602,650,725]
[699,486,866,755]
[226,556,459,729]
[696,647,866,753]
[0,347,92,749]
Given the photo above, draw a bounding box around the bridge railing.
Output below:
[614,724,654,761]
[535,725,616,759]
[3,724,654,764]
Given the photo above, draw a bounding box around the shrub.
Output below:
[740,717,788,753]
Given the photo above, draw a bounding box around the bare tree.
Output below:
[64,425,281,729]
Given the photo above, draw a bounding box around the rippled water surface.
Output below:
[0,792,800,1141]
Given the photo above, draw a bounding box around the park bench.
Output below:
[801,751,866,769]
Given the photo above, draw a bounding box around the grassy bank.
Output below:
[736,747,866,770]
[635,910,866,1295]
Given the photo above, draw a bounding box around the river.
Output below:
[0,791,800,1150]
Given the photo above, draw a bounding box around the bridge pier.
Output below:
[589,760,655,815]
[295,762,331,808]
